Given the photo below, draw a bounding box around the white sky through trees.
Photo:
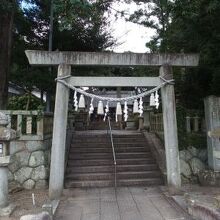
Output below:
[21,1,154,53]
[109,1,155,53]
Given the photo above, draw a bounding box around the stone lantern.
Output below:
[0,112,16,216]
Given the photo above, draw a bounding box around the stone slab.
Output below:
[20,211,52,220]
[0,156,10,166]
[25,50,199,67]
[42,200,59,216]
[54,187,189,220]
[0,203,16,217]
[68,76,160,87]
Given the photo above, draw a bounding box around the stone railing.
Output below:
[149,113,164,141]
[150,113,205,134]
[185,116,205,133]
[0,110,53,190]
[150,113,163,132]
[1,110,53,141]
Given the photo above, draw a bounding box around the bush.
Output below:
[8,93,44,110]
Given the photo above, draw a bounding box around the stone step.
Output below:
[71,143,147,148]
[68,158,155,166]
[73,135,144,140]
[72,137,146,143]
[113,135,145,138]
[65,178,163,188]
[66,164,158,173]
[70,147,150,153]
[72,140,147,144]
[65,131,163,188]
[66,171,162,181]
[68,152,151,160]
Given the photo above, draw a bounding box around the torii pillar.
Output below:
[25,51,199,199]
[49,64,70,199]
[160,64,181,189]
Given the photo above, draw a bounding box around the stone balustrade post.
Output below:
[204,96,220,171]
[193,116,200,132]
[0,112,16,216]
[138,116,144,131]
[143,109,150,131]
[186,116,191,133]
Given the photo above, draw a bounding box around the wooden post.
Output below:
[49,64,70,200]
[160,64,181,190]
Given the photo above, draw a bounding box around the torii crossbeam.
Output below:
[25,50,199,67]
[25,50,199,200]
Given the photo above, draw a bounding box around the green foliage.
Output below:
[167,0,220,102]
[126,0,174,52]
[126,0,220,109]
[9,0,115,109]
[0,0,19,11]
[54,0,113,30]
[52,0,115,51]
[176,104,206,150]
[8,94,44,110]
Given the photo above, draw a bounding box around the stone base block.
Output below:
[42,200,60,216]
[188,201,220,220]
[198,170,220,186]
[125,121,136,130]
[0,203,16,217]
[20,211,51,220]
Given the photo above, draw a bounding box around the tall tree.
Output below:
[53,0,114,51]
[166,0,220,108]
[9,0,116,110]
[0,1,16,109]
[126,0,220,109]
[125,0,174,52]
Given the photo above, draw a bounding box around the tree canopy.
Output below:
[4,0,116,110]
[1,0,220,111]
[126,0,220,109]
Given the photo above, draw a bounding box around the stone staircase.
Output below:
[65,131,163,188]
[87,120,120,130]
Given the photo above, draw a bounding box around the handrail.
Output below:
[107,116,117,188]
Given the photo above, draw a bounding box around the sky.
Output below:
[109,1,155,53]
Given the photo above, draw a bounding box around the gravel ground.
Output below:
[1,189,49,220]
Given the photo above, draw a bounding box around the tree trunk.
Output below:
[0,9,14,109]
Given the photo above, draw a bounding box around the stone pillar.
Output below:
[0,112,16,216]
[186,116,191,133]
[0,167,8,208]
[116,87,123,129]
[204,96,220,171]
[138,116,144,131]
[193,116,199,132]
[49,64,71,200]
[143,108,151,131]
[160,64,181,190]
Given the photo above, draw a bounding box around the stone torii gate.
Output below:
[25,50,199,199]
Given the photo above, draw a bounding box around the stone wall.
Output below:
[8,139,51,190]
[145,132,208,184]
[180,147,208,183]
